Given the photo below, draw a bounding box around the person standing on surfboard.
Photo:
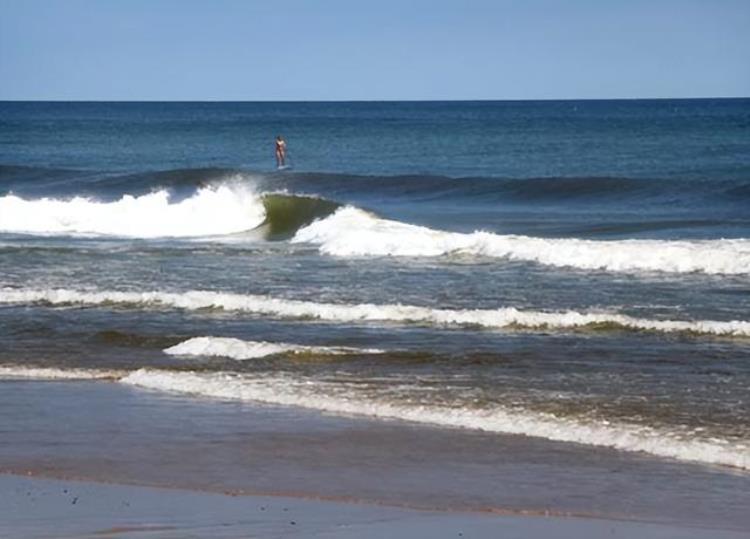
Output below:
[275,135,287,168]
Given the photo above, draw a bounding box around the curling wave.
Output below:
[121,368,750,470]
[164,336,383,360]
[0,181,342,239]
[2,287,749,337]
[293,207,750,275]
[0,184,267,238]
[255,193,340,239]
[4,171,748,275]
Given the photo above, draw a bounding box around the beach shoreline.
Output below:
[1,378,749,538]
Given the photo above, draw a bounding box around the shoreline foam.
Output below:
[119,368,750,470]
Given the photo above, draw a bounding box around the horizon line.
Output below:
[1,96,748,104]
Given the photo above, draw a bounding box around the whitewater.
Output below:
[118,368,749,471]
[293,207,750,275]
[1,184,749,275]
[0,184,266,237]
[164,336,384,360]
[2,360,745,470]
[2,287,749,337]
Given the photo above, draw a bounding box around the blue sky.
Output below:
[1,0,748,100]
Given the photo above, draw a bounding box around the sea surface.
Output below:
[1,99,749,473]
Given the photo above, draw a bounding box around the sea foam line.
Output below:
[0,366,125,380]
[292,207,750,275]
[165,336,384,360]
[2,287,749,337]
[121,368,750,470]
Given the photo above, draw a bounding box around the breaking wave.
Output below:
[2,287,749,337]
[164,336,383,360]
[293,207,750,275]
[2,166,748,275]
[0,365,125,380]
[255,193,340,240]
[121,368,750,470]
[0,183,339,239]
[0,184,266,238]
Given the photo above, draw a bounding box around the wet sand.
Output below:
[4,474,750,539]
[1,379,749,537]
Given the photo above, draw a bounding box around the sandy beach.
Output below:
[5,473,750,539]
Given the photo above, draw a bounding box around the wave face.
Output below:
[3,287,749,337]
[257,194,340,240]
[293,207,750,275]
[164,336,382,360]
[275,172,750,211]
[0,184,267,238]
[121,368,750,470]
[5,165,748,207]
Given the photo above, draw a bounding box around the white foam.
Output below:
[164,336,383,360]
[2,287,749,337]
[121,368,750,470]
[0,184,266,238]
[292,207,750,275]
[0,366,124,380]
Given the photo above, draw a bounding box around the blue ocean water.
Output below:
[1,100,749,472]
[2,99,749,179]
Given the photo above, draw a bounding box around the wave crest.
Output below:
[0,184,267,238]
[164,336,382,360]
[0,179,342,240]
[293,207,750,275]
[3,287,749,337]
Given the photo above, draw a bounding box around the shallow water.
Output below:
[2,380,750,531]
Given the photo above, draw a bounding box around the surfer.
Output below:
[275,135,287,168]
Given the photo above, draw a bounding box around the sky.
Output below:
[0,0,748,101]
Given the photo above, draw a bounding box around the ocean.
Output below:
[1,99,749,481]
